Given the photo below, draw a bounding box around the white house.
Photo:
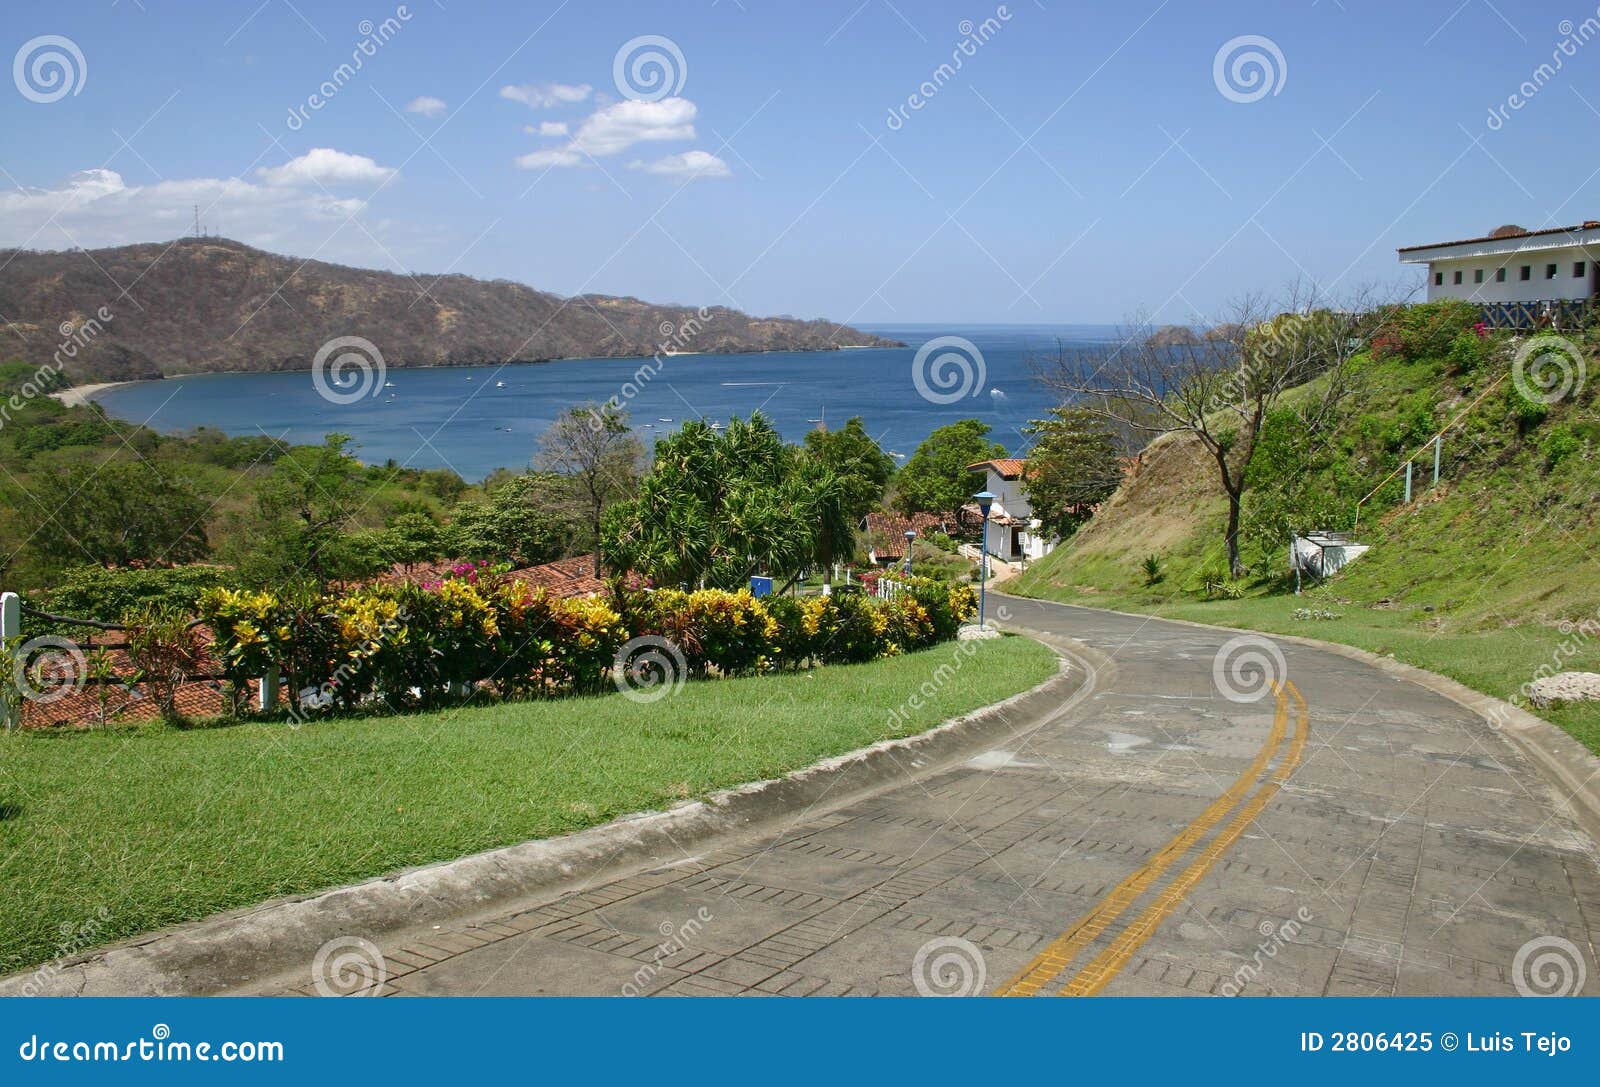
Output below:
[1397,221,1599,325]
[965,458,1057,563]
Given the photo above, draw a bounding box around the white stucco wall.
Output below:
[1421,244,1598,303]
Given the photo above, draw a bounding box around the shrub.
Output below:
[1542,425,1582,470]
[1142,554,1164,586]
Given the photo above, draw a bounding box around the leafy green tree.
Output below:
[1021,407,1124,539]
[604,413,827,589]
[444,473,575,567]
[536,403,643,576]
[229,434,369,586]
[383,512,445,570]
[28,459,209,569]
[893,419,1005,514]
[801,416,895,523]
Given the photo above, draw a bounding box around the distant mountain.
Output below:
[0,238,901,384]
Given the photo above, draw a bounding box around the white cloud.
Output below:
[535,120,569,137]
[514,148,585,170]
[405,95,447,118]
[0,168,377,253]
[630,150,731,179]
[498,82,592,109]
[256,148,396,187]
[516,97,698,170]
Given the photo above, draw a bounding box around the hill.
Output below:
[0,238,900,384]
[1011,310,1600,751]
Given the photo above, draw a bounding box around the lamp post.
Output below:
[973,490,995,629]
[903,529,916,577]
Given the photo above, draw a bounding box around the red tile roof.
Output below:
[373,554,607,598]
[967,458,1028,479]
[864,511,956,561]
[1397,220,1600,253]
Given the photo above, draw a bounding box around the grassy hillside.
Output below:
[1012,317,1600,752]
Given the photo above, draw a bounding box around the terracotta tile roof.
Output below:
[17,627,240,730]
[373,554,607,598]
[864,511,955,561]
[1397,219,1600,253]
[967,458,1028,479]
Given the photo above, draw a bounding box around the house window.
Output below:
[1546,263,1558,279]
[1452,270,1463,284]
[1495,267,1507,282]
[1434,271,1443,286]
[1474,269,1484,283]
[1520,265,1532,280]
[1576,261,1587,277]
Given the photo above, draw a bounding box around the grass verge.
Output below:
[0,637,1056,976]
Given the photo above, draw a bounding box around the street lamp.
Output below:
[973,490,995,629]
[903,529,916,577]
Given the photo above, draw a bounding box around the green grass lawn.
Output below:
[0,637,1056,976]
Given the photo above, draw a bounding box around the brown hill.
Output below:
[0,237,900,383]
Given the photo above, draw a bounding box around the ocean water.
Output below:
[93,324,1119,480]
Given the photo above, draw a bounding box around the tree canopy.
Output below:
[1020,407,1125,540]
[801,416,895,523]
[602,413,853,590]
[893,419,1006,514]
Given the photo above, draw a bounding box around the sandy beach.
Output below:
[50,381,142,407]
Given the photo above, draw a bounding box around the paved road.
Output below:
[288,597,1600,997]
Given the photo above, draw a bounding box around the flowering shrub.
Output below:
[199,575,973,721]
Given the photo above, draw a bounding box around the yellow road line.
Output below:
[993,684,1291,996]
[1056,682,1310,996]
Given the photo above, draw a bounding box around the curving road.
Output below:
[279,596,1600,997]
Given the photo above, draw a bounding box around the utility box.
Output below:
[749,576,773,598]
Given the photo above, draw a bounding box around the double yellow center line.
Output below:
[995,681,1309,997]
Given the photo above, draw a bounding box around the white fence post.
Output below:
[2,592,20,730]
[258,666,279,713]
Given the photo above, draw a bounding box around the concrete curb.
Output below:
[0,634,1100,997]
[999,588,1600,850]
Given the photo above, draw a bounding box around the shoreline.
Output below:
[49,380,141,407]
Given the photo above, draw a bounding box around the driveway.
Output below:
[278,596,1600,997]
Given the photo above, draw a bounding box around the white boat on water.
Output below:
[384,381,396,388]
[495,381,506,388]
[658,417,673,422]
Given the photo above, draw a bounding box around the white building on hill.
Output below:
[1397,221,1598,326]
[965,458,1057,563]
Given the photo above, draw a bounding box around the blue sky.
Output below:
[4,0,1598,323]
